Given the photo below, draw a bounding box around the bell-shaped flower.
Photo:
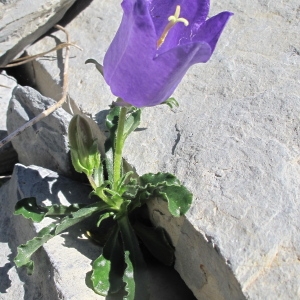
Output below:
[103,0,233,108]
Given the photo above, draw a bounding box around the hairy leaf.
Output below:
[118,210,149,300]
[133,221,174,266]
[14,197,47,222]
[92,225,124,295]
[14,197,85,222]
[14,223,57,274]
[123,251,135,300]
[139,172,192,216]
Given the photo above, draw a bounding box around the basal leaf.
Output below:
[91,254,112,296]
[133,221,174,266]
[139,172,181,187]
[14,223,57,274]
[14,197,47,222]
[118,212,149,300]
[92,225,124,295]
[123,251,135,300]
[139,172,193,217]
[55,201,110,235]
[158,185,192,217]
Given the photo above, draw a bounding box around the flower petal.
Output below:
[153,0,210,53]
[103,0,157,86]
[192,11,233,52]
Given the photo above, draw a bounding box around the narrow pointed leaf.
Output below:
[123,251,135,300]
[123,108,141,140]
[133,222,174,266]
[14,223,57,274]
[55,201,110,235]
[92,225,124,295]
[14,197,47,222]
[118,211,149,300]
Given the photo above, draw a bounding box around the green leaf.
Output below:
[133,221,174,266]
[140,172,181,187]
[15,202,110,276]
[158,185,192,217]
[14,197,47,222]
[139,172,193,217]
[55,201,110,235]
[118,212,149,300]
[14,198,85,222]
[91,254,112,296]
[123,251,135,300]
[92,225,124,295]
[14,223,57,274]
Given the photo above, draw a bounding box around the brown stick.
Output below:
[0,25,73,149]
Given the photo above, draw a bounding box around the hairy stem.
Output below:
[113,106,127,190]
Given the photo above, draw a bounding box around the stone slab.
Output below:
[0,0,76,67]
[0,72,18,174]
[0,164,196,299]
[6,85,73,177]
[24,0,300,299]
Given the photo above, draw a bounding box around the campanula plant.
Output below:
[14,0,232,299]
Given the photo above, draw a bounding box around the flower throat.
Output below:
[157,5,189,49]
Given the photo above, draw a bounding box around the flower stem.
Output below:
[113,106,127,190]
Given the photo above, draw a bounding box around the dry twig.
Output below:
[0,25,74,149]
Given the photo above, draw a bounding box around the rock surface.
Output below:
[0,0,76,67]
[0,72,18,174]
[23,0,300,299]
[0,164,196,300]
[6,85,73,177]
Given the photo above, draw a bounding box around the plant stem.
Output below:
[113,106,127,190]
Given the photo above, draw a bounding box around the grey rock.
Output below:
[0,0,76,67]
[23,0,300,299]
[0,164,196,299]
[0,72,18,174]
[6,85,73,177]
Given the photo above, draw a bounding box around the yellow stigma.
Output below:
[157,5,189,49]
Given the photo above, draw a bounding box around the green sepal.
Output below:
[133,221,174,266]
[91,225,125,295]
[85,58,104,76]
[14,222,57,274]
[162,97,179,109]
[139,172,192,217]
[123,251,135,300]
[14,197,86,222]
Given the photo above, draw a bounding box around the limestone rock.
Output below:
[0,72,18,174]
[23,0,300,299]
[6,85,73,176]
[0,164,196,299]
[0,0,77,67]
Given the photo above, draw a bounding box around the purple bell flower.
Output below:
[103,0,233,108]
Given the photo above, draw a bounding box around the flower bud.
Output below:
[68,115,100,176]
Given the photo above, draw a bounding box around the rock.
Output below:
[23,0,300,299]
[0,72,18,174]
[0,164,196,299]
[0,0,77,67]
[6,85,73,177]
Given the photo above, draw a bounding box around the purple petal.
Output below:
[192,11,233,52]
[152,0,210,54]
